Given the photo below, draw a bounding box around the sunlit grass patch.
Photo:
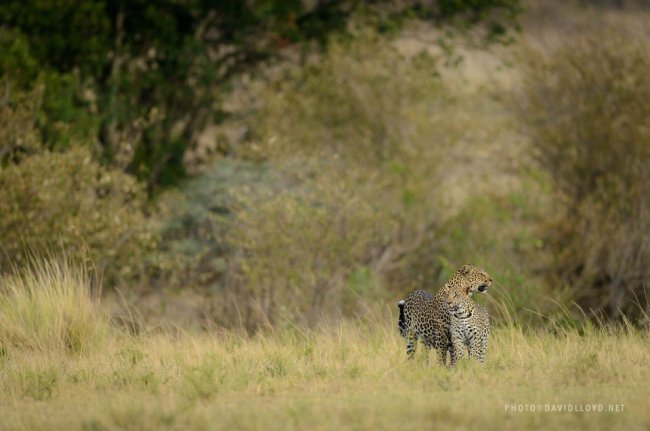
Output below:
[1,323,648,430]
[0,257,109,355]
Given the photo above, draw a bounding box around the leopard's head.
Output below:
[447,264,492,295]
[447,288,474,319]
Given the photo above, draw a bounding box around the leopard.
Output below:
[446,287,490,365]
[397,264,492,366]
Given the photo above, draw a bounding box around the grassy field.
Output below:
[1,261,649,431]
[1,324,648,430]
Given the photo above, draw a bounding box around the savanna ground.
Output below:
[2,0,650,429]
[2,327,649,431]
[0,260,648,430]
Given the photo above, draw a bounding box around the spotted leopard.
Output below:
[446,287,490,365]
[397,264,492,366]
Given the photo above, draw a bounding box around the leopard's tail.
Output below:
[398,300,408,338]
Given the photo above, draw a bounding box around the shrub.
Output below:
[224,159,400,329]
[0,83,42,164]
[516,24,650,320]
[0,145,157,284]
[151,159,259,294]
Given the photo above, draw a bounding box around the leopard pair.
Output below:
[397,264,491,366]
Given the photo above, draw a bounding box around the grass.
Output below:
[0,259,647,431]
[1,258,649,430]
[0,324,648,430]
[0,257,109,354]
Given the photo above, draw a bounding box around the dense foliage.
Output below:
[517,25,650,320]
[6,1,647,330]
[0,0,521,192]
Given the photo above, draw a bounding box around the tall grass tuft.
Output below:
[0,257,110,354]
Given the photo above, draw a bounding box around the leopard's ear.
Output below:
[460,264,472,275]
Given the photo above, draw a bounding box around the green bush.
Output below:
[0,144,156,284]
[516,25,650,320]
[0,84,42,164]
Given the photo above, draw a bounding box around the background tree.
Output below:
[0,0,521,193]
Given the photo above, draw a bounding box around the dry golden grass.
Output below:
[1,258,649,430]
[0,258,109,354]
[1,323,649,430]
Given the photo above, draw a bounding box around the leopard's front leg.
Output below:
[470,329,489,363]
[449,325,465,367]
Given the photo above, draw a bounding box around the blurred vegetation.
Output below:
[516,24,650,321]
[164,34,478,328]
[0,0,520,193]
[0,87,155,284]
[0,0,522,329]
[2,1,648,331]
[156,31,554,329]
[0,145,156,284]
